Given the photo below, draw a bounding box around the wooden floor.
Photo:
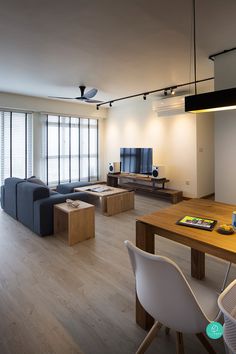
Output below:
[0,195,233,354]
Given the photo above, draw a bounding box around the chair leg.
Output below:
[136,322,162,354]
[196,333,216,354]
[176,332,184,354]
[165,327,170,335]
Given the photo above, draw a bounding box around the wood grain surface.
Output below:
[0,195,229,354]
[54,202,95,245]
[136,198,236,262]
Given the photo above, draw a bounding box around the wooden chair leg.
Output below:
[176,332,184,354]
[136,322,162,354]
[165,327,170,335]
[196,333,216,354]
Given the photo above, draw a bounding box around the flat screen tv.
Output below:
[120,148,153,175]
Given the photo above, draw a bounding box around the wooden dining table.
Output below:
[135,198,236,329]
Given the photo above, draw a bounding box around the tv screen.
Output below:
[120,148,153,175]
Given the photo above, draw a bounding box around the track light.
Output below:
[171,87,176,95]
[96,105,99,110]
[96,77,213,108]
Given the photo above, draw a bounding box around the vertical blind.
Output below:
[0,111,33,189]
[46,115,98,186]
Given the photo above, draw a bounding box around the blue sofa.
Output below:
[56,181,96,194]
[1,178,95,236]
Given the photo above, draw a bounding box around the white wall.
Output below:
[196,113,215,197]
[214,51,236,204]
[104,98,199,198]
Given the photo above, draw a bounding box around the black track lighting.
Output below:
[96,105,99,110]
[96,77,213,109]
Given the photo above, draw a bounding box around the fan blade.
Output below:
[48,96,74,99]
[75,96,85,100]
[84,99,103,103]
[84,88,98,99]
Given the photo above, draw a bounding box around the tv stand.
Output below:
[107,173,183,204]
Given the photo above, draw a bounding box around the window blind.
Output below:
[45,115,98,186]
[0,111,33,191]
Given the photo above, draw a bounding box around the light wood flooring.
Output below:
[0,194,234,354]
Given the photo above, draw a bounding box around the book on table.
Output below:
[87,186,112,193]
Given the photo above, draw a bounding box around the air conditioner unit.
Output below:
[152,96,185,117]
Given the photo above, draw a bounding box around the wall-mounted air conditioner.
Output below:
[152,95,185,117]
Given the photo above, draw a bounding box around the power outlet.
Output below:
[185,180,190,186]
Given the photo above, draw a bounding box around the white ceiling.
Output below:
[0,0,235,103]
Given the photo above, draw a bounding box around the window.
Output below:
[46,115,98,186]
[0,111,33,189]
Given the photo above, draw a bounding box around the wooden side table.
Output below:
[54,201,95,246]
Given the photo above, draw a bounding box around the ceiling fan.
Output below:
[49,85,102,103]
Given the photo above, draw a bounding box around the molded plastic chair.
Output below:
[125,240,220,354]
[218,279,236,354]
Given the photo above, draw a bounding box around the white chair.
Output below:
[218,279,236,354]
[124,240,220,354]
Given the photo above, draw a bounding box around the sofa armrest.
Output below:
[1,185,5,209]
[17,182,50,230]
[33,192,92,236]
[3,177,25,219]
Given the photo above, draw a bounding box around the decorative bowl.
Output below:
[217,224,235,235]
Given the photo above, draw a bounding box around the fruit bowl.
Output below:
[217,224,235,235]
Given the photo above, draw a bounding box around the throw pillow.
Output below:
[27,176,47,187]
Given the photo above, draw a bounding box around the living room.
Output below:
[1,1,236,354]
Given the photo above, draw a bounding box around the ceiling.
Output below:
[0,0,235,103]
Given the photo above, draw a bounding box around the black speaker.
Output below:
[108,162,121,174]
[152,166,165,178]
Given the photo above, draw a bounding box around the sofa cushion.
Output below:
[27,176,47,187]
[56,181,97,194]
[50,190,58,196]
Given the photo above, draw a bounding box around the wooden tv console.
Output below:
[107,173,183,204]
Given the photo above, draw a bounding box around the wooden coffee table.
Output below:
[74,184,134,216]
[54,201,95,246]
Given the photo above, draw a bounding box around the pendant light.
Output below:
[185,87,236,113]
[185,1,236,113]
